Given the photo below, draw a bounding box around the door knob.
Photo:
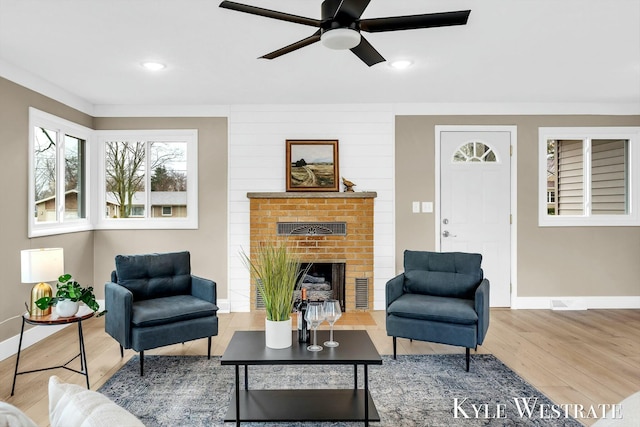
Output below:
[442,230,457,237]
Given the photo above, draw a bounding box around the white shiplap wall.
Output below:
[227,104,395,312]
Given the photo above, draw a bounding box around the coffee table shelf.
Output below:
[225,389,379,422]
[221,330,382,426]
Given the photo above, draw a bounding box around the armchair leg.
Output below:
[208,336,212,359]
[393,337,397,360]
[465,348,470,372]
[140,351,144,376]
[119,345,124,358]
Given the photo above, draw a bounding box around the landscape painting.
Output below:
[286,140,339,192]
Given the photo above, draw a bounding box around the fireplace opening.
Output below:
[295,262,345,312]
[256,262,346,312]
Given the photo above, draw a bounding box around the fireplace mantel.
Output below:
[247,192,377,199]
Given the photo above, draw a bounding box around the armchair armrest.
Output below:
[191,275,217,307]
[386,273,405,308]
[475,278,490,345]
[104,282,133,348]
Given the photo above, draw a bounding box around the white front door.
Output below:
[439,129,512,307]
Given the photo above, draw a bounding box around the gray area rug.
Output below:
[98,354,582,426]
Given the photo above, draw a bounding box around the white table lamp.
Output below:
[21,248,64,317]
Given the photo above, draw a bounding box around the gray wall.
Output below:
[395,115,640,298]
[0,78,95,342]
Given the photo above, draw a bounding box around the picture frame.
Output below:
[286,140,339,192]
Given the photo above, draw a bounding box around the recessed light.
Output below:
[141,62,166,71]
[389,60,413,70]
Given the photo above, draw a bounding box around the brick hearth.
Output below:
[247,192,377,311]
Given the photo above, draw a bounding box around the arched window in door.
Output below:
[453,141,498,163]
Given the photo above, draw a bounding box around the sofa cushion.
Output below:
[405,250,482,275]
[387,294,478,325]
[403,251,483,298]
[0,402,38,427]
[132,294,218,328]
[48,375,144,427]
[404,270,481,298]
[115,251,191,300]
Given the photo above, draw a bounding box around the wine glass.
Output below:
[305,302,325,351]
[323,299,342,347]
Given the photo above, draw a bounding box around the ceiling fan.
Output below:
[219,0,471,66]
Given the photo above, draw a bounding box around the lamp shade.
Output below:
[21,248,64,283]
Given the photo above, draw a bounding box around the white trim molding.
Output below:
[0,323,69,362]
[0,59,94,115]
[394,102,640,116]
[512,296,640,310]
[216,299,231,314]
[0,298,229,362]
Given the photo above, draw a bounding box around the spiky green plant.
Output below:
[240,241,310,322]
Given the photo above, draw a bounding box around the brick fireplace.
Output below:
[247,191,376,312]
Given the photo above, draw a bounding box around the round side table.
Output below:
[11,307,94,396]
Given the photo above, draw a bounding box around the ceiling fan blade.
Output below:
[360,10,471,33]
[260,31,321,60]
[219,1,320,28]
[333,0,371,21]
[350,36,385,67]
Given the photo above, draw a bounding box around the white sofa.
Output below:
[0,376,143,427]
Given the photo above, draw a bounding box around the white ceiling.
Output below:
[1,0,639,112]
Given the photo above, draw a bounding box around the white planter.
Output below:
[265,317,292,349]
[55,300,80,317]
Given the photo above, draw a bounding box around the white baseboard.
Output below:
[217,299,230,313]
[0,298,229,362]
[0,322,70,362]
[512,296,640,310]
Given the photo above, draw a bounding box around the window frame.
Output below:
[452,141,499,163]
[95,129,198,230]
[28,108,93,237]
[538,127,640,227]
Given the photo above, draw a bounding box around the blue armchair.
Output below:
[386,250,490,371]
[105,251,219,375]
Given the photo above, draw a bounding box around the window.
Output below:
[453,141,497,162]
[97,130,198,229]
[539,127,640,226]
[28,111,198,235]
[29,108,92,237]
[547,191,555,204]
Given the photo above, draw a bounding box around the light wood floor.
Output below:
[1,309,639,426]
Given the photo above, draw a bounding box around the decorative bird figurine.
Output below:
[342,177,356,192]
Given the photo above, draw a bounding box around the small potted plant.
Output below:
[240,241,309,349]
[35,274,106,317]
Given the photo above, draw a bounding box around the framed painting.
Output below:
[286,140,339,192]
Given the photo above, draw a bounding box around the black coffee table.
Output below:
[221,330,382,426]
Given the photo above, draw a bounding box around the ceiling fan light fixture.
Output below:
[321,28,361,50]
